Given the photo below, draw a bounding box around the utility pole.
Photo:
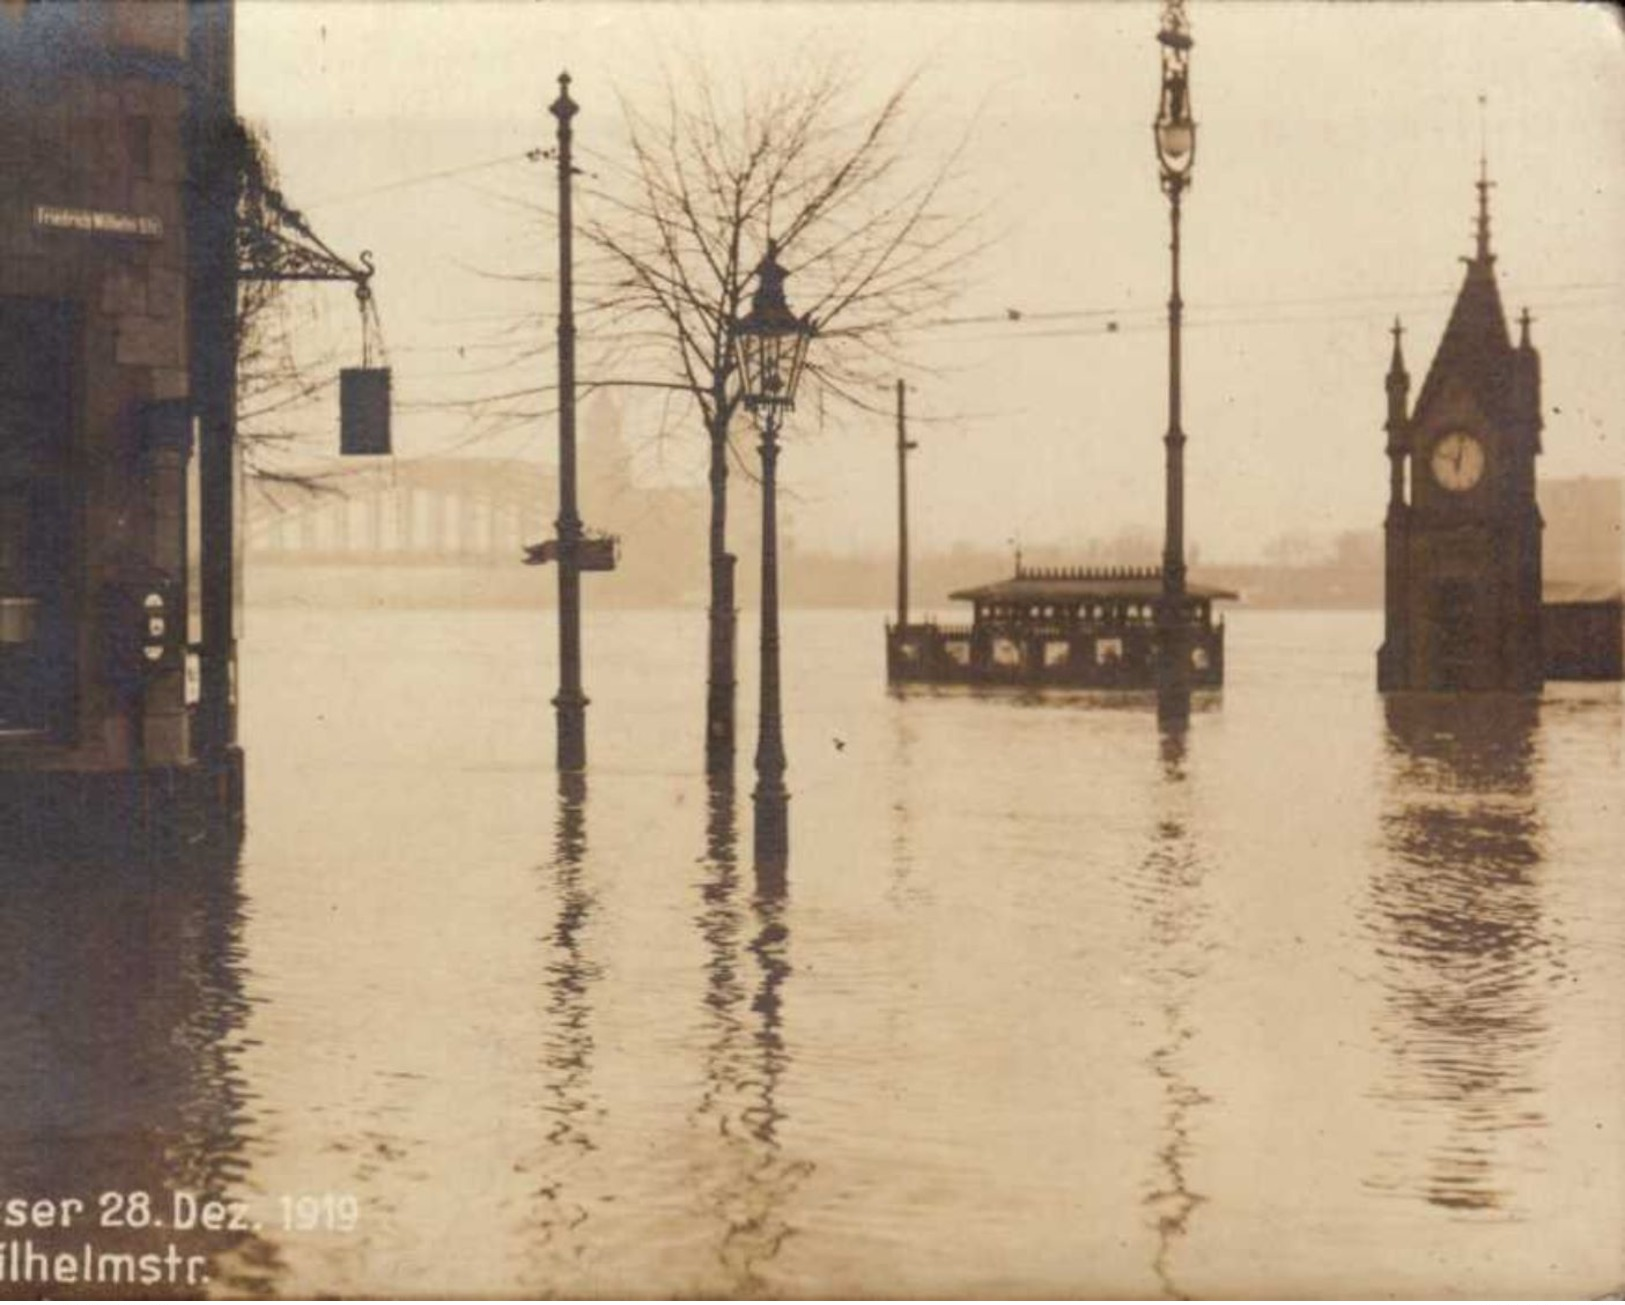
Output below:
[895,379,917,630]
[551,71,587,772]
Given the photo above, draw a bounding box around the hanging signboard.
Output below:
[340,366,392,456]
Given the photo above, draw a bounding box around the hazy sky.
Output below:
[235,2,1625,564]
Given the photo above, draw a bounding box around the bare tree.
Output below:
[582,58,980,771]
[235,246,340,498]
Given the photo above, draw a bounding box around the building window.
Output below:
[0,297,75,738]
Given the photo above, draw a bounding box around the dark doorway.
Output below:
[0,297,76,737]
[1430,579,1477,691]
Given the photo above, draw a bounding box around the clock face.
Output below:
[1430,431,1486,493]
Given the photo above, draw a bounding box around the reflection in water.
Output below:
[888,707,921,908]
[691,773,810,1295]
[529,772,603,1259]
[1131,721,1212,1301]
[1368,695,1560,1215]
[0,845,276,1297]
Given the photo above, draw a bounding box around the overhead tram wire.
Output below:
[909,279,1625,345]
[570,141,659,194]
[911,278,1624,335]
[300,149,554,211]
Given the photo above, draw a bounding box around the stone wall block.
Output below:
[130,180,182,243]
[116,316,183,368]
[142,703,191,767]
[146,265,185,320]
[148,120,184,185]
[99,264,148,316]
[117,81,160,119]
[150,367,190,402]
[111,1,187,59]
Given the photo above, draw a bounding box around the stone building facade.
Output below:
[0,2,223,843]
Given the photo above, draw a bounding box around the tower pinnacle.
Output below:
[1474,94,1495,264]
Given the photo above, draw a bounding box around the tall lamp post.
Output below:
[733,241,814,868]
[1154,0,1196,724]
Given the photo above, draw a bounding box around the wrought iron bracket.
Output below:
[235,121,374,290]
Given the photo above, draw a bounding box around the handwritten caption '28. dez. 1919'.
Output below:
[5,1191,359,1233]
[0,1191,360,1291]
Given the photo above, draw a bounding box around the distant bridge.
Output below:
[244,458,557,565]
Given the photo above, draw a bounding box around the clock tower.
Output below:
[1377,162,1544,692]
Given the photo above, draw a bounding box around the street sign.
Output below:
[580,536,618,571]
[522,536,619,570]
[33,205,164,240]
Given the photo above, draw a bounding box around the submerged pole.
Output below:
[1154,0,1196,726]
[1157,179,1191,725]
[895,379,916,630]
[551,72,587,771]
[753,406,788,867]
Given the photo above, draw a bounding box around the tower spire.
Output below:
[1474,94,1495,264]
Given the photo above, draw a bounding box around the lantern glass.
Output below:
[733,245,814,412]
[736,326,811,412]
[1156,119,1195,175]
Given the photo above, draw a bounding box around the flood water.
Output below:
[0,606,1621,1298]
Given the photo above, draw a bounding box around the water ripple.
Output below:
[1365,696,1563,1217]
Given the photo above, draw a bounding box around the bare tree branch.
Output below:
[235,121,349,497]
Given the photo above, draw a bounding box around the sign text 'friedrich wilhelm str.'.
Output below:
[33,205,163,240]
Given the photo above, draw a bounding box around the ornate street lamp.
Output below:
[733,240,814,867]
[1154,0,1196,723]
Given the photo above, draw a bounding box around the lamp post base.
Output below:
[705,669,735,773]
[1156,682,1191,730]
[1157,601,1192,731]
[553,690,588,773]
[752,781,789,869]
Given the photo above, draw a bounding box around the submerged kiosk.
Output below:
[887,564,1234,689]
